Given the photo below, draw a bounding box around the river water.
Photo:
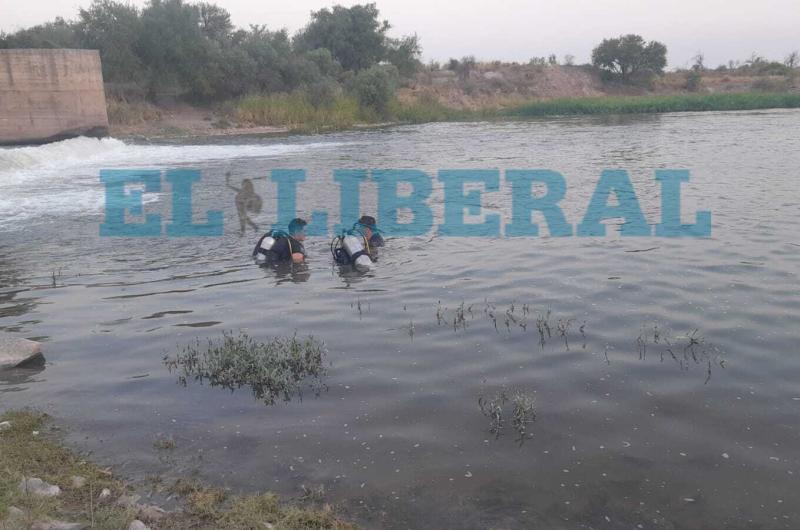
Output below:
[1,110,799,529]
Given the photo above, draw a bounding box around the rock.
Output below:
[8,506,25,518]
[0,421,12,432]
[0,335,44,370]
[137,504,167,522]
[70,476,87,488]
[31,519,87,530]
[115,494,141,508]
[98,488,111,500]
[128,520,151,530]
[19,477,61,497]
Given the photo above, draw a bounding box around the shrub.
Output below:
[350,65,398,118]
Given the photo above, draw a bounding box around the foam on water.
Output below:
[0,136,352,228]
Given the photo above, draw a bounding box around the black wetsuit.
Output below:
[270,236,305,261]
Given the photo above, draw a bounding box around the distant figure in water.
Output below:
[226,172,262,235]
[253,218,308,264]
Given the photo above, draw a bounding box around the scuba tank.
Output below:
[253,230,287,261]
[330,229,374,271]
[343,233,373,271]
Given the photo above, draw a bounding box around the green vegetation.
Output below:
[106,98,162,125]
[0,409,356,529]
[508,92,800,117]
[235,92,360,133]
[164,332,328,405]
[389,94,473,123]
[0,0,420,105]
[1,1,797,131]
[0,410,134,529]
[592,34,667,84]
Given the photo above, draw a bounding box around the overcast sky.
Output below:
[1,0,798,68]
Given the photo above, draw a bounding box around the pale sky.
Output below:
[1,0,798,68]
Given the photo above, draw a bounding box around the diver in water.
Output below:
[253,218,308,264]
[330,215,383,271]
[226,172,262,236]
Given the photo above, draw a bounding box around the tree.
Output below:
[591,34,667,83]
[197,2,233,42]
[295,3,389,71]
[384,34,422,78]
[0,17,79,49]
[77,1,144,84]
[786,51,799,69]
[138,0,211,96]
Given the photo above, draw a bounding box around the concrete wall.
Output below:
[0,49,109,145]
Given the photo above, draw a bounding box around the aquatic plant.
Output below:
[478,390,508,438]
[164,332,328,405]
[510,391,537,445]
[479,389,537,445]
[638,322,726,383]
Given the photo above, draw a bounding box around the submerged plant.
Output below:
[510,391,536,445]
[164,331,328,405]
[478,390,508,438]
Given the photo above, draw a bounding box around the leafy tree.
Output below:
[295,3,388,71]
[197,2,233,41]
[385,34,422,78]
[77,1,145,83]
[137,0,210,96]
[0,17,79,49]
[591,34,667,82]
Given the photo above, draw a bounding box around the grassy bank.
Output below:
[0,409,355,530]
[109,90,800,139]
[506,91,800,117]
[235,93,361,133]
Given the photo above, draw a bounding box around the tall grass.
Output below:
[389,94,470,123]
[235,92,360,133]
[234,90,800,132]
[106,98,162,125]
[507,92,800,117]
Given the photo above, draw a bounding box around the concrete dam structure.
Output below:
[0,49,109,145]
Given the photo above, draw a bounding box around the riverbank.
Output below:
[109,90,800,141]
[0,410,355,530]
[505,91,800,117]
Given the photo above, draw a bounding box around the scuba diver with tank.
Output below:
[253,218,308,264]
[330,215,384,271]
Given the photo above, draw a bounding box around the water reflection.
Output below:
[260,261,311,284]
[0,363,46,391]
